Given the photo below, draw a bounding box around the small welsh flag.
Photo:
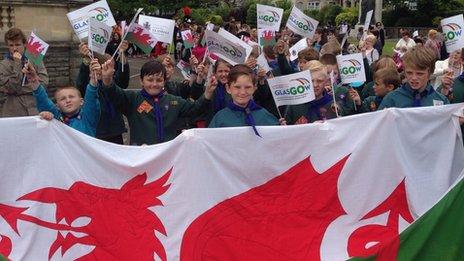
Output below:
[24,32,49,66]
[126,23,157,55]
[181,30,195,49]
[258,28,276,47]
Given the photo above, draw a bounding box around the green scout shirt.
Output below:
[334,84,356,116]
[104,83,211,145]
[438,77,464,104]
[361,81,375,100]
[379,83,449,109]
[359,96,383,112]
[209,107,279,128]
[190,81,232,125]
[285,94,345,125]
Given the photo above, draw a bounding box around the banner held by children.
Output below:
[441,14,464,53]
[205,30,249,65]
[0,105,463,260]
[24,32,49,66]
[88,17,112,55]
[67,0,116,40]
[256,4,284,32]
[138,15,175,44]
[267,70,315,108]
[286,6,319,39]
[336,53,367,84]
[126,23,158,55]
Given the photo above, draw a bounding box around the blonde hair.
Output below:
[320,38,342,56]
[365,34,377,43]
[308,60,327,76]
[428,29,438,38]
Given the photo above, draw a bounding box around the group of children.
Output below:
[2,22,462,146]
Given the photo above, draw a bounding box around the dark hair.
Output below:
[402,30,411,37]
[319,53,337,65]
[228,64,256,86]
[414,38,424,45]
[140,60,166,80]
[213,59,232,73]
[5,28,26,44]
[263,45,276,60]
[315,28,328,45]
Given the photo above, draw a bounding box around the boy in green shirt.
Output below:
[209,64,280,135]
[379,47,449,109]
[349,68,401,112]
[101,59,216,145]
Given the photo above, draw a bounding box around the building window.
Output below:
[296,2,304,9]
[308,1,320,9]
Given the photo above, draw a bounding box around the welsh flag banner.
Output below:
[0,105,464,260]
[24,32,49,66]
[181,30,194,49]
[126,23,157,55]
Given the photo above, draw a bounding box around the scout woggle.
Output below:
[341,59,362,75]
[207,40,243,58]
[443,23,462,41]
[73,7,110,30]
[259,11,280,23]
[289,15,314,32]
[274,78,312,96]
[92,28,109,44]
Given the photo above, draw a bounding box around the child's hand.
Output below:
[324,85,333,95]
[348,88,361,106]
[89,58,102,86]
[204,75,217,100]
[79,42,90,57]
[119,40,129,53]
[101,59,115,86]
[162,55,172,69]
[21,62,40,90]
[441,69,454,95]
[39,111,54,121]
[12,51,22,62]
[195,63,207,82]
[257,67,267,81]
[279,118,287,125]
[189,55,199,69]
[245,57,257,69]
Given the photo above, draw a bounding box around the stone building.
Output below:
[0,0,92,92]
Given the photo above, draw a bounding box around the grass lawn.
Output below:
[382,39,397,56]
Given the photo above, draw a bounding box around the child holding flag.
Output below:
[0,28,48,117]
[286,61,345,124]
[379,47,449,109]
[349,68,401,112]
[75,42,129,144]
[101,59,216,145]
[22,59,101,137]
[208,64,280,134]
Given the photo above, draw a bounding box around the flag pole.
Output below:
[329,70,340,118]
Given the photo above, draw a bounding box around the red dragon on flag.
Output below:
[24,32,48,66]
[0,170,171,260]
[126,24,157,55]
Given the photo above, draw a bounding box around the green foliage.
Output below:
[246,4,258,28]
[304,9,321,22]
[324,4,343,25]
[210,15,224,26]
[275,0,293,11]
[213,2,232,19]
[190,8,210,25]
[335,12,357,26]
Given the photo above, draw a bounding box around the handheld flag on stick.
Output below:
[126,23,158,55]
[258,28,276,47]
[111,8,143,59]
[181,30,195,49]
[329,70,340,117]
[88,17,112,55]
[24,32,49,66]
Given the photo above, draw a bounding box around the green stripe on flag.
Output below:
[0,253,6,261]
[351,176,464,260]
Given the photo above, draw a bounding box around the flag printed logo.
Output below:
[258,10,280,25]
[126,23,157,55]
[340,59,362,75]
[207,40,243,58]
[24,32,49,66]
[289,16,315,33]
[0,171,171,260]
[286,6,319,38]
[268,70,315,107]
[89,7,110,22]
[443,23,462,41]
[257,4,284,32]
[337,53,366,84]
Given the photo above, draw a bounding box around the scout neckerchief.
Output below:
[402,84,434,107]
[140,89,165,143]
[214,82,227,113]
[61,111,81,125]
[307,92,333,121]
[227,100,262,137]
